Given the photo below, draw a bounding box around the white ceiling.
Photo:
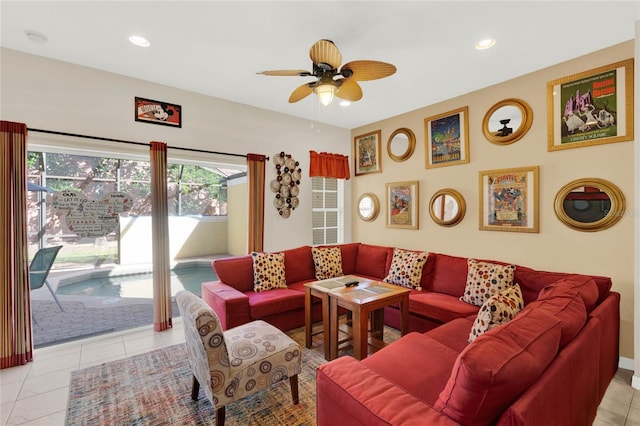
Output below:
[1,1,638,129]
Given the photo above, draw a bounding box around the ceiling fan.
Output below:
[257,39,396,107]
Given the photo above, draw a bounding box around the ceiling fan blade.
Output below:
[309,39,342,69]
[257,69,311,77]
[335,78,363,101]
[288,83,314,103]
[340,60,397,81]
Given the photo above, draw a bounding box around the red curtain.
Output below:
[150,141,172,331]
[309,150,350,180]
[0,121,32,368]
[247,153,266,253]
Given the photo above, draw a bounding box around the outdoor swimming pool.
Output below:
[56,264,216,298]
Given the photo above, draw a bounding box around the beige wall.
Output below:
[351,41,635,359]
[227,177,248,256]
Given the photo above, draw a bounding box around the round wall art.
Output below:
[270,152,302,219]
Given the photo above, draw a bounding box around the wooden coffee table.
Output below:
[329,281,410,360]
[304,275,364,360]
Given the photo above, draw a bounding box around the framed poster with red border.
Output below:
[135,97,182,128]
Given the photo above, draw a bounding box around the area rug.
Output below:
[65,326,400,425]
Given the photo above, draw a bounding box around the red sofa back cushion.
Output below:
[212,256,254,292]
[429,253,469,296]
[539,274,599,313]
[515,266,611,305]
[526,286,587,348]
[355,244,393,279]
[435,308,562,426]
[278,245,315,284]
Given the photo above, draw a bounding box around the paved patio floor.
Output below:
[31,298,181,348]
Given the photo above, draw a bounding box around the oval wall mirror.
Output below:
[387,128,416,162]
[429,188,466,226]
[554,178,625,232]
[357,192,380,222]
[482,98,533,145]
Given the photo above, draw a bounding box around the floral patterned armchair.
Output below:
[175,290,301,426]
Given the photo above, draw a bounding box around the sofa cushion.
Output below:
[212,255,254,293]
[409,292,480,324]
[246,288,305,318]
[383,248,429,291]
[355,244,393,279]
[539,274,598,313]
[461,259,515,307]
[468,284,524,342]
[251,252,287,292]
[312,246,343,280]
[514,266,611,305]
[513,266,572,304]
[335,243,360,275]
[528,286,588,347]
[429,253,469,296]
[423,317,475,354]
[435,308,562,426]
[280,245,314,284]
[362,332,461,406]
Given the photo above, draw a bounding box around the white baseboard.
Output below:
[620,356,634,370]
[619,356,640,389]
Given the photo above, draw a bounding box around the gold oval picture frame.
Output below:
[387,128,416,162]
[482,98,533,145]
[429,188,466,227]
[554,178,625,232]
[357,192,380,222]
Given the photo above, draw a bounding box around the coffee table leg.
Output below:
[401,294,409,336]
[329,297,339,360]
[371,309,384,341]
[321,293,331,360]
[353,306,367,360]
[305,288,312,348]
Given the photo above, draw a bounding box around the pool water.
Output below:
[56,265,216,298]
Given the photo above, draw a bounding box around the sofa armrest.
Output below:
[200,281,251,330]
[316,356,459,426]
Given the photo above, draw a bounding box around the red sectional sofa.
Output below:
[200,242,619,426]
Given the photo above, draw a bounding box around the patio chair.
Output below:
[29,245,64,312]
[175,290,301,426]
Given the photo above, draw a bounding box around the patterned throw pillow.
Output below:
[468,284,524,342]
[311,247,343,280]
[251,252,287,292]
[383,248,428,290]
[461,259,515,306]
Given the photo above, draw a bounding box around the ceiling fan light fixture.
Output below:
[475,38,496,50]
[129,34,150,47]
[315,83,337,107]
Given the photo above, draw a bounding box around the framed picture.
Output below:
[479,166,539,233]
[354,130,382,175]
[424,106,470,168]
[547,58,633,151]
[135,97,182,127]
[386,180,419,229]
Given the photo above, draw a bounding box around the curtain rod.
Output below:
[27,128,253,159]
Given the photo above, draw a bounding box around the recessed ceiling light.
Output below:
[475,38,496,50]
[339,101,351,107]
[25,30,48,45]
[129,35,150,47]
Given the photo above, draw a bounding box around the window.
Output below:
[26,150,241,266]
[311,177,344,245]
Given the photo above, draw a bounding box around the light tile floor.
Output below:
[0,319,636,425]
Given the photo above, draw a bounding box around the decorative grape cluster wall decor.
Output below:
[270,151,302,218]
